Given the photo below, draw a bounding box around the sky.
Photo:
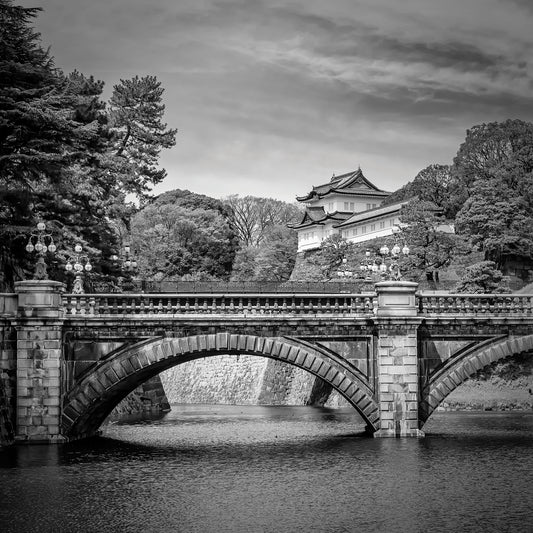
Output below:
[20,0,533,202]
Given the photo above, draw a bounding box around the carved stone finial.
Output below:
[72,275,85,294]
[33,256,48,280]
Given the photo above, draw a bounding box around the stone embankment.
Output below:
[160,353,533,412]
[160,355,319,406]
[107,375,170,421]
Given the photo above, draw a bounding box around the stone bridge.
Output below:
[1,280,533,443]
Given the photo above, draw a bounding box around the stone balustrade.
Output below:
[61,293,377,316]
[417,293,533,315]
[4,290,533,318]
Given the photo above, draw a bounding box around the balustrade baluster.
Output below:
[65,296,73,315]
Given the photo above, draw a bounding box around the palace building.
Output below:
[289,168,406,252]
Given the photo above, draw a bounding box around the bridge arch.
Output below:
[420,334,533,424]
[62,333,379,440]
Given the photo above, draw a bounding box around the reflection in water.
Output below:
[1,406,532,533]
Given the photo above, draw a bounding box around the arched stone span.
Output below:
[62,333,379,440]
[419,334,533,424]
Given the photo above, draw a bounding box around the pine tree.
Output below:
[108,75,177,197]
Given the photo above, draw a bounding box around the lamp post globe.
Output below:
[25,222,57,280]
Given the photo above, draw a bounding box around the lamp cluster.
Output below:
[111,245,138,273]
[64,244,92,294]
[65,244,93,275]
[25,222,57,280]
[336,257,353,278]
[25,222,57,255]
[360,242,410,281]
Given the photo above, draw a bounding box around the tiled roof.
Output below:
[288,209,353,229]
[296,168,390,202]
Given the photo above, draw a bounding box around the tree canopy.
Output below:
[224,195,301,247]
[453,120,533,267]
[130,193,237,281]
[0,1,176,289]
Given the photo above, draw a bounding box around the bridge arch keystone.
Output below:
[62,333,379,440]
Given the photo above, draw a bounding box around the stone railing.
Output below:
[5,287,533,319]
[61,292,377,317]
[417,293,533,315]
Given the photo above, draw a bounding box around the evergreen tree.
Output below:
[453,120,533,267]
[108,75,177,197]
[0,1,117,283]
[131,203,236,281]
[398,200,464,281]
[455,261,510,293]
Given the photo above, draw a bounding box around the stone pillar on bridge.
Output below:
[14,280,66,443]
[374,281,424,437]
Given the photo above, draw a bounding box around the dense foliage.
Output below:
[0,1,176,289]
[130,191,237,281]
[378,120,533,290]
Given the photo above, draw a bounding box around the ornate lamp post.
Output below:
[336,257,353,279]
[111,245,138,292]
[359,250,378,281]
[111,245,138,274]
[359,240,410,282]
[25,222,57,280]
[65,244,92,294]
[377,241,410,281]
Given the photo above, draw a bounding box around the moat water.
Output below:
[1,406,532,533]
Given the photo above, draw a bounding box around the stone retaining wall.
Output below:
[108,374,170,420]
[160,355,326,406]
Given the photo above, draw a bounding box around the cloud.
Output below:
[19,0,533,201]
